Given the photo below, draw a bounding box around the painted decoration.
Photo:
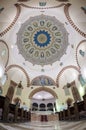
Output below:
[17,15,68,66]
[79,49,85,57]
[0,87,2,95]
[31,75,55,86]
[78,74,86,86]
[39,2,46,6]
[77,41,86,68]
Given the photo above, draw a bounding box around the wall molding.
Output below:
[0,4,21,37]
[56,65,80,87]
[64,3,86,38]
[19,3,65,9]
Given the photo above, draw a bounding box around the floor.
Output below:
[0,120,86,130]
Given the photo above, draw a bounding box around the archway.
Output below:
[5,64,30,87]
[29,87,58,99]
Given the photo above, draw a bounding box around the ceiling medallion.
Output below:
[33,30,51,48]
[17,15,68,66]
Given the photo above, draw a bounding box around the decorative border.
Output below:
[0,4,21,37]
[56,65,80,87]
[64,3,86,38]
[29,87,58,99]
[0,40,9,67]
[19,3,65,9]
[76,40,86,69]
[5,64,30,87]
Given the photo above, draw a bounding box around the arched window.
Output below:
[0,73,7,85]
[0,86,2,95]
[47,103,53,111]
[32,103,38,111]
[39,104,46,111]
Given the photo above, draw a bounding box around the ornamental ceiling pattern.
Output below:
[17,14,68,66]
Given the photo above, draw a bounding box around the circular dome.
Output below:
[17,14,68,66]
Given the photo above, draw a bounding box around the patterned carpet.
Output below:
[0,120,86,130]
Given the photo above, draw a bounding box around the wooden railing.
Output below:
[0,94,86,122]
[0,95,31,123]
[58,94,86,121]
[0,95,10,121]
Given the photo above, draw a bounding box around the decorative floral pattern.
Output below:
[20,3,65,9]
[39,2,46,6]
[33,30,51,48]
[17,15,68,65]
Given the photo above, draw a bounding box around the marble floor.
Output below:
[0,120,86,130]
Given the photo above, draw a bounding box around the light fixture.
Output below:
[17,81,23,89]
[11,45,14,49]
[67,83,70,88]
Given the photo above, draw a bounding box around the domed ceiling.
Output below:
[17,14,68,65]
[0,0,86,89]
